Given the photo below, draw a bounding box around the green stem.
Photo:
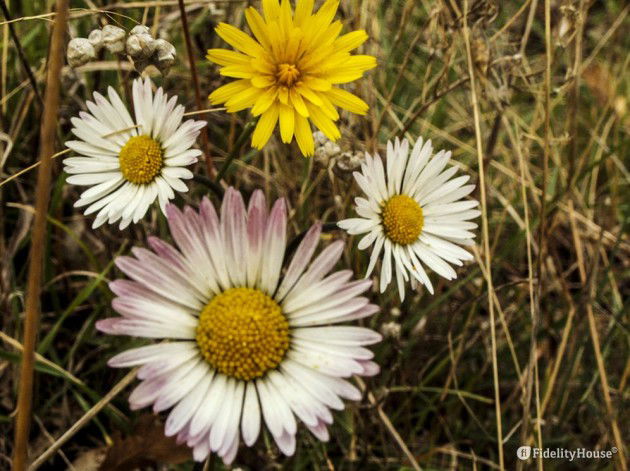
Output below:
[215,120,257,183]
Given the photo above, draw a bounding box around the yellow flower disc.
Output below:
[119,135,163,184]
[382,195,424,246]
[276,63,301,87]
[195,287,290,381]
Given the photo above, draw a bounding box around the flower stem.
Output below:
[215,120,257,183]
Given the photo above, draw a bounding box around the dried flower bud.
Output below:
[130,25,150,36]
[314,131,342,166]
[87,29,103,53]
[101,25,126,54]
[380,321,401,340]
[313,131,328,147]
[335,150,364,173]
[153,39,176,75]
[67,38,96,68]
[126,26,156,60]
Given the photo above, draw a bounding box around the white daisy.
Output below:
[64,78,206,229]
[338,137,479,300]
[96,187,381,465]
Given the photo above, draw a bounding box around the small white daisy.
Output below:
[338,137,479,300]
[96,188,381,465]
[64,78,206,229]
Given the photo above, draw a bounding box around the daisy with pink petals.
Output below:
[96,187,381,464]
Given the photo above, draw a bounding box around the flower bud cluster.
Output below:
[313,131,365,176]
[67,25,176,75]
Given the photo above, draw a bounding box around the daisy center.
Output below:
[195,287,290,381]
[276,63,301,87]
[118,135,163,184]
[382,194,424,245]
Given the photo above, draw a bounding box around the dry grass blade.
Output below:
[584,240,627,470]
[28,369,138,471]
[0,0,42,106]
[356,377,422,470]
[461,1,503,469]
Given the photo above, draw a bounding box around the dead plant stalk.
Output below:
[461,1,503,469]
[12,0,69,468]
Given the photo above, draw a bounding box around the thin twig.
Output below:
[537,0,553,291]
[183,106,226,117]
[0,150,69,188]
[505,118,544,471]
[356,377,422,470]
[28,369,138,470]
[533,11,552,460]
[399,76,469,137]
[177,0,214,177]
[462,2,504,469]
[584,235,627,470]
[12,0,69,468]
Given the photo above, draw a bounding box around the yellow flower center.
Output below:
[381,195,424,245]
[195,287,290,381]
[276,63,301,87]
[118,135,163,184]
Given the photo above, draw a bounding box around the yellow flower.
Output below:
[207,0,376,156]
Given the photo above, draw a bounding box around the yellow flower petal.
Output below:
[334,30,368,53]
[306,102,340,141]
[279,104,295,143]
[252,87,279,116]
[316,92,339,120]
[280,0,294,34]
[294,113,314,156]
[312,0,339,29]
[303,19,341,52]
[220,65,255,79]
[284,28,304,64]
[207,49,251,66]
[289,88,309,117]
[262,0,281,22]
[326,55,377,83]
[302,76,332,91]
[209,80,251,104]
[251,57,275,75]
[245,7,272,50]
[251,75,276,88]
[294,0,314,26]
[225,86,261,112]
[296,84,323,106]
[252,105,279,149]
[215,23,265,57]
[320,20,343,48]
[265,20,285,59]
[278,86,289,105]
[326,87,368,115]
[297,44,335,72]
